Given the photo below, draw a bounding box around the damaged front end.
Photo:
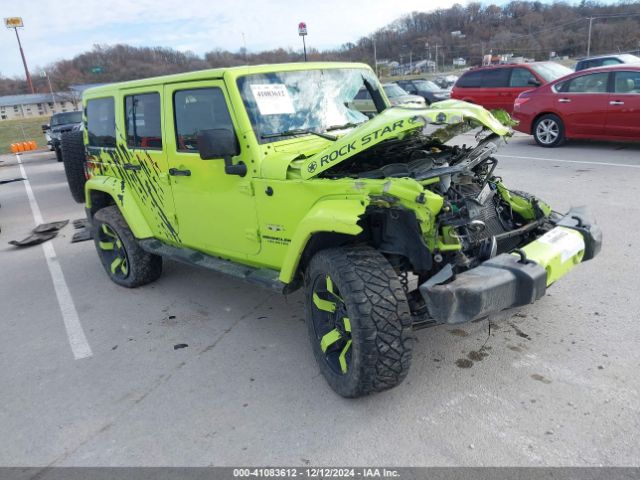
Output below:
[301,101,602,326]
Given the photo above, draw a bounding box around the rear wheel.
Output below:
[93,206,162,288]
[533,114,565,148]
[61,131,87,203]
[304,246,413,397]
[54,146,62,162]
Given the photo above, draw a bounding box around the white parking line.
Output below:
[497,154,640,169]
[16,154,93,360]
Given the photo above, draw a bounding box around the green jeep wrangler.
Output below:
[72,62,601,397]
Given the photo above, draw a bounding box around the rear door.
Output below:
[479,68,511,111]
[554,71,611,136]
[605,70,640,138]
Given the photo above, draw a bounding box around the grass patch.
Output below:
[0,116,49,154]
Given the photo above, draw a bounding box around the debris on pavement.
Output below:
[71,218,92,243]
[173,343,189,350]
[9,230,58,247]
[33,220,69,233]
[0,178,26,185]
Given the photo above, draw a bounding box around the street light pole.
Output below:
[5,18,34,93]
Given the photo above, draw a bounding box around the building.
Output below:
[0,92,80,121]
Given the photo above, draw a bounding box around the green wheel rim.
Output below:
[98,223,129,279]
[311,274,352,375]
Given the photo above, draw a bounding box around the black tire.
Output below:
[93,206,162,288]
[304,246,413,398]
[61,131,87,203]
[55,146,63,162]
[533,113,565,148]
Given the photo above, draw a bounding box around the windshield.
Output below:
[530,62,573,82]
[237,68,374,143]
[383,84,408,98]
[413,80,441,91]
[51,111,82,126]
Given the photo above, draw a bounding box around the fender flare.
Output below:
[85,176,153,239]
[279,198,367,283]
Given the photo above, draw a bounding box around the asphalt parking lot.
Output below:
[1,134,639,467]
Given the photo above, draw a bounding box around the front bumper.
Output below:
[420,207,602,324]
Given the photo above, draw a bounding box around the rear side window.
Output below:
[561,72,610,93]
[174,88,234,152]
[86,97,116,148]
[510,68,537,87]
[456,71,482,88]
[614,71,640,94]
[481,68,511,88]
[124,93,162,149]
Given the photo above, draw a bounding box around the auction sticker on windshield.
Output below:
[250,84,295,115]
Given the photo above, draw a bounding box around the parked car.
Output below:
[75,62,600,397]
[43,111,83,161]
[351,83,425,116]
[396,79,451,104]
[575,53,640,71]
[512,65,640,147]
[433,75,459,90]
[451,62,572,112]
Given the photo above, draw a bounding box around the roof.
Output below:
[0,92,77,107]
[576,53,640,61]
[83,62,371,97]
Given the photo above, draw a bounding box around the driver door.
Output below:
[164,81,260,257]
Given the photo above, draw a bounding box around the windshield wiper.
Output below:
[325,122,365,132]
[261,129,336,141]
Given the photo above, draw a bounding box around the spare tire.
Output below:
[61,131,87,203]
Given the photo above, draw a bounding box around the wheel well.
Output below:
[88,190,116,218]
[531,111,562,135]
[286,207,433,293]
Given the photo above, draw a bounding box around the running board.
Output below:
[139,239,286,293]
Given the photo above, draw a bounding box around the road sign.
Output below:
[4,17,24,28]
[298,22,307,36]
[90,66,104,74]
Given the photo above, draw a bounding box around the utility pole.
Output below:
[372,37,378,76]
[5,17,34,94]
[586,17,594,57]
[409,51,413,72]
[41,70,56,113]
[435,44,439,72]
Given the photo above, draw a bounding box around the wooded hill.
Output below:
[1,0,639,95]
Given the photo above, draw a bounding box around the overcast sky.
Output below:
[1,0,462,78]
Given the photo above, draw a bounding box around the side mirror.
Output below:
[528,79,541,87]
[196,128,246,177]
[42,124,50,132]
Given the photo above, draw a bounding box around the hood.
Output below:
[300,99,511,180]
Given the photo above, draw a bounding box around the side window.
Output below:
[124,93,162,149]
[614,71,640,94]
[602,58,622,66]
[174,88,234,152]
[481,68,511,88]
[86,97,116,148]
[510,68,537,87]
[456,71,482,88]
[563,72,610,93]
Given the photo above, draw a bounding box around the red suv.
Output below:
[512,65,640,147]
[451,62,572,113]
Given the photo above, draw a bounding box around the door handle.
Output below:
[609,100,624,105]
[558,98,571,103]
[169,168,191,177]
[124,163,141,171]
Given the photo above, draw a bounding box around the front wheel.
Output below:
[304,246,413,398]
[533,113,565,148]
[93,206,162,288]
